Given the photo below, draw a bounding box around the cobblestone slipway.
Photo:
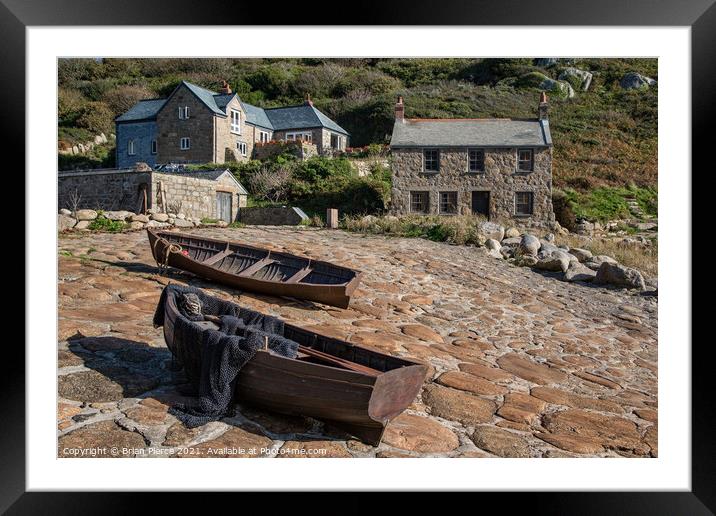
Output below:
[57,227,657,458]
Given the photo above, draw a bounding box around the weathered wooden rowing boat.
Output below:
[160,287,428,446]
[147,229,363,308]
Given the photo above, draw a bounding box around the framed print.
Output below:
[4,0,712,512]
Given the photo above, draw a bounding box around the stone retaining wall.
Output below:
[58,168,151,213]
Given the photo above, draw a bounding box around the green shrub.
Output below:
[76,101,115,134]
[88,216,126,232]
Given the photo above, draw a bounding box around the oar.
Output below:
[202,315,380,376]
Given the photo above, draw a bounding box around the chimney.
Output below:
[395,96,405,122]
[219,80,232,94]
[538,91,549,120]
[305,93,313,106]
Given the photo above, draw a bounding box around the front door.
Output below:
[216,191,232,223]
[471,191,490,219]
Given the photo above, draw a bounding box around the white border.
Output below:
[28,27,690,491]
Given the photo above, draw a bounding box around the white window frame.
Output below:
[230,110,241,134]
[180,137,190,150]
[236,141,247,157]
[259,131,270,143]
[178,106,190,120]
[127,140,135,156]
[150,140,157,155]
[286,131,312,143]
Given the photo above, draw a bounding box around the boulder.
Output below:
[59,208,72,216]
[584,255,618,271]
[150,213,169,222]
[594,262,646,290]
[517,234,540,257]
[145,220,170,228]
[104,210,132,221]
[75,209,98,221]
[538,242,559,258]
[176,213,186,220]
[173,218,194,228]
[534,251,570,273]
[93,134,104,145]
[501,237,522,246]
[75,220,90,230]
[485,239,501,251]
[518,255,539,267]
[217,221,229,227]
[478,221,505,242]
[569,247,593,262]
[500,247,514,259]
[563,261,597,282]
[620,72,656,90]
[130,214,150,223]
[58,214,76,231]
[168,218,175,225]
[558,67,593,91]
[505,227,520,239]
[128,221,145,230]
[543,233,555,242]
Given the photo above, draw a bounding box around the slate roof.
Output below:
[390,118,552,147]
[116,81,349,135]
[115,98,167,123]
[153,167,248,194]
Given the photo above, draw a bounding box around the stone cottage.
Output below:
[115,80,349,169]
[389,93,555,226]
[58,165,248,223]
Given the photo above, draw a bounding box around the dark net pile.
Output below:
[153,284,299,427]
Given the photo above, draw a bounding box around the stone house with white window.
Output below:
[389,93,555,226]
[115,81,349,169]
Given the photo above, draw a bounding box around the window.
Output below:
[237,141,247,157]
[517,148,534,172]
[286,132,312,143]
[424,149,439,172]
[231,110,241,134]
[410,192,429,213]
[468,149,485,172]
[330,133,343,150]
[259,131,270,143]
[439,191,458,214]
[180,137,190,150]
[127,140,135,156]
[178,106,190,120]
[515,192,534,216]
[151,140,157,154]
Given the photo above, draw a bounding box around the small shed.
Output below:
[151,168,248,223]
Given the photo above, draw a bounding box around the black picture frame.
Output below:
[5,0,710,512]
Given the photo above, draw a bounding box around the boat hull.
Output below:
[162,290,427,446]
[148,229,361,309]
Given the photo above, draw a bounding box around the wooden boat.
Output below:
[147,229,362,308]
[160,287,428,446]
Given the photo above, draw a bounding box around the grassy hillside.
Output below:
[58,57,657,197]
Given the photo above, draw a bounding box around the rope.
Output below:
[153,237,183,274]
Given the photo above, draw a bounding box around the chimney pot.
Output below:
[305,93,313,106]
[395,95,405,122]
[220,80,232,94]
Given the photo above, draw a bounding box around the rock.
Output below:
[485,239,501,251]
[505,227,520,239]
[75,220,91,230]
[543,233,555,242]
[497,393,547,425]
[401,324,444,344]
[437,371,509,396]
[558,67,593,91]
[128,221,145,230]
[501,237,521,246]
[58,370,125,402]
[620,72,656,90]
[58,420,146,457]
[498,247,512,259]
[496,353,568,385]
[534,252,570,273]
[75,209,98,221]
[150,213,169,222]
[569,247,593,262]
[58,214,76,231]
[93,134,104,145]
[471,426,532,457]
[517,234,540,256]
[584,255,618,271]
[517,255,538,267]
[168,218,176,224]
[104,210,132,221]
[478,221,505,242]
[59,208,72,216]
[146,220,170,228]
[538,242,559,258]
[594,262,646,290]
[535,432,605,455]
[563,261,597,282]
[575,220,594,234]
[130,213,150,223]
[421,384,497,426]
[382,413,460,453]
[177,213,186,220]
[534,58,560,67]
[173,218,194,228]
[217,221,229,227]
